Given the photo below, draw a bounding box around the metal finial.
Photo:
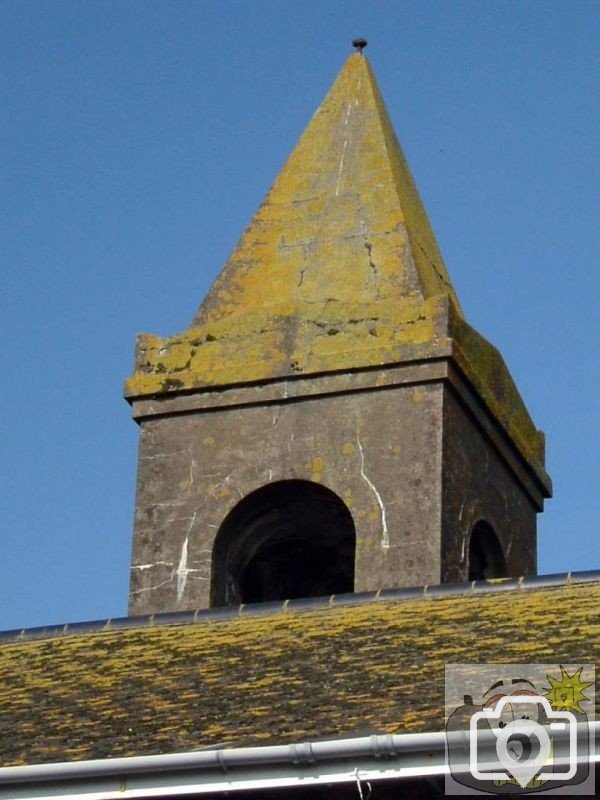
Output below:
[352,38,367,54]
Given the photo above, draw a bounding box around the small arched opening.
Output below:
[210,480,356,606]
[467,520,508,581]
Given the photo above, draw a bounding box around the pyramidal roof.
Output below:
[194,51,462,326]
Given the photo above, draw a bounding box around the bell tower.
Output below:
[125,47,551,615]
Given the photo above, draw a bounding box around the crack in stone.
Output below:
[363,236,381,300]
[176,512,197,602]
[335,138,349,197]
[335,103,353,197]
[129,572,175,596]
[356,428,389,550]
[415,241,453,291]
[140,449,192,461]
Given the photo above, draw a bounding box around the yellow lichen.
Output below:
[124,52,549,495]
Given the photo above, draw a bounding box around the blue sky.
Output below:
[2,1,599,631]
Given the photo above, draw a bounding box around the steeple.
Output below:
[126,48,551,617]
[125,51,469,397]
[194,51,462,328]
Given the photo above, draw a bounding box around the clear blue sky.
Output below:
[2,1,599,631]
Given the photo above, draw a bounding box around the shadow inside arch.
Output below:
[210,480,356,607]
[468,520,508,581]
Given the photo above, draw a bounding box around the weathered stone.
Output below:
[126,51,551,616]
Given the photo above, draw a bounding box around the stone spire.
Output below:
[126,49,551,616]
[194,51,462,328]
[126,51,469,397]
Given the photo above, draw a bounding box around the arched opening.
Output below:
[211,480,356,606]
[467,520,508,581]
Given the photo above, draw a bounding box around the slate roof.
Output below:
[1,573,598,768]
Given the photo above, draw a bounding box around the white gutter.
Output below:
[0,724,597,800]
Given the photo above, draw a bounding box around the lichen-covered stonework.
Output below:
[126,51,551,615]
[441,387,538,583]
[130,379,444,614]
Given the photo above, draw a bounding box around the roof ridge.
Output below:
[2,570,599,644]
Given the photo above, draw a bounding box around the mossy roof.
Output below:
[0,575,598,768]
